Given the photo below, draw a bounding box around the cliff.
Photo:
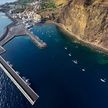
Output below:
[57,0,108,52]
[53,0,67,6]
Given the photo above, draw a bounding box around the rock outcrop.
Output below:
[53,0,67,6]
[58,0,108,51]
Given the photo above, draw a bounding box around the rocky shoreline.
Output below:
[56,0,108,55]
[57,23,108,55]
[47,20,108,55]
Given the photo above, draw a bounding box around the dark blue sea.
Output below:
[1,10,108,108]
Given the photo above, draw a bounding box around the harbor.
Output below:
[0,22,47,48]
[0,1,47,105]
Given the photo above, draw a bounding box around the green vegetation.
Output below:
[41,1,56,10]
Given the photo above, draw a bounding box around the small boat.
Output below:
[22,76,26,81]
[15,71,20,75]
[6,61,10,64]
[72,60,78,64]
[26,79,31,86]
[82,68,85,72]
[64,47,67,50]
[68,53,72,57]
[100,78,106,83]
[9,64,13,67]
[22,77,31,86]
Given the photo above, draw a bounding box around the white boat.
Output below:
[64,47,67,50]
[72,60,78,64]
[26,79,31,86]
[15,71,20,75]
[100,78,106,83]
[6,61,10,64]
[9,64,13,67]
[22,77,31,86]
[82,68,85,72]
[68,53,72,57]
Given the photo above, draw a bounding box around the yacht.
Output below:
[82,68,85,72]
[68,53,72,57]
[64,47,67,50]
[9,64,13,67]
[22,77,31,86]
[26,79,31,86]
[72,60,78,64]
[15,71,20,75]
[100,78,106,83]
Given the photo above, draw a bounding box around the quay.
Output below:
[0,23,47,48]
[0,56,39,105]
[26,29,47,48]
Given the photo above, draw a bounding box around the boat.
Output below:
[22,76,26,81]
[82,68,85,72]
[22,77,31,86]
[64,47,67,50]
[15,71,20,75]
[9,64,13,67]
[68,53,72,57]
[100,78,106,83]
[26,79,31,86]
[72,60,78,64]
[6,61,10,64]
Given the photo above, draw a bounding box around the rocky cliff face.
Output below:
[53,0,67,6]
[58,0,108,51]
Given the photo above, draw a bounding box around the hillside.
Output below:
[53,0,67,6]
[57,0,108,52]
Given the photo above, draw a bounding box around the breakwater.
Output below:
[0,56,39,105]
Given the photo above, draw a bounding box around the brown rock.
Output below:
[57,0,108,50]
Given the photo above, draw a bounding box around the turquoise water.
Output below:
[0,0,17,5]
[0,12,12,37]
[1,23,108,108]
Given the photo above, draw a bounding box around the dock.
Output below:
[26,29,47,48]
[0,23,47,48]
[0,56,39,105]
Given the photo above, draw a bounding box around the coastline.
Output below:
[46,21,108,55]
[0,12,16,42]
[1,1,108,55]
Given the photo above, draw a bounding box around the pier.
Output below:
[0,23,47,48]
[0,56,39,105]
[26,29,47,48]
